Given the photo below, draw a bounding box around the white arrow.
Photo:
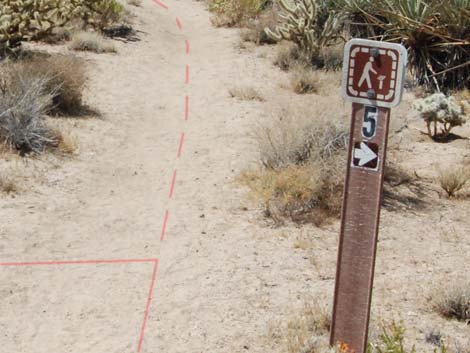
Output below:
[354,142,377,166]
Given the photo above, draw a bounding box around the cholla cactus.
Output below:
[413,93,466,138]
[265,0,343,59]
[0,0,86,48]
[0,0,123,50]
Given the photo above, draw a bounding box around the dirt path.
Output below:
[0,1,311,352]
[3,1,470,352]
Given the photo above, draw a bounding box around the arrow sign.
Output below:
[354,142,378,167]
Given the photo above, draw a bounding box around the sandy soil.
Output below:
[1,1,470,352]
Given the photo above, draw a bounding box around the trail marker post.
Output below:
[330,39,407,353]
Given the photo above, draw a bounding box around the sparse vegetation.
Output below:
[229,86,265,101]
[432,282,470,321]
[69,31,116,53]
[290,65,318,94]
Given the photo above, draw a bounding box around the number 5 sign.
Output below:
[330,39,407,353]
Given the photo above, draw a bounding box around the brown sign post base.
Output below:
[330,103,391,353]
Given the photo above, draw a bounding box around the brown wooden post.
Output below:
[330,104,391,353]
[330,39,407,353]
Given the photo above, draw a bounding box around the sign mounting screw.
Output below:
[367,89,376,99]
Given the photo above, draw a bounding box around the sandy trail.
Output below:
[3,1,470,352]
[1,1,303,352]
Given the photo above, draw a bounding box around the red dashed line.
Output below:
[176,17,182,30]
[185,65,190,84]
[137,259,159,352]
[1,257,158,353]
[0,258,156,267]
[177,133,185,158]
[185,40,190,54]
[168,170,177,199]
[160,210,170,241]
[185,95,189,120]
[152,0,168,9]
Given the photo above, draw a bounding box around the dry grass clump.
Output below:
[268,300,331,353]
[0,172,18,194]
[240,102,348,225]
[208,0,270,27]
[438,166,469,198]
[229,86,264,101]
[432,282,470,322]
[127,0,143,6]
[0,69,58,155]
[69,31,116,54]
[290,65,319,94]
[240,7,278,45]
[273,42,310,72]
[11,55,87,115]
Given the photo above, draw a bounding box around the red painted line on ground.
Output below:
[137,259,159,352]
[185,65,190,84]
[0,258,157,267]
[185,40,190,55]
[176,17,182,30]
[152,0,168,9]
[177,133,185,158]
[185,95,189,120]
[168,170,177,199]
[160,210,169,241]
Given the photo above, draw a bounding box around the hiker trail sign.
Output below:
[330,39,407,353]
[341,39,407,108]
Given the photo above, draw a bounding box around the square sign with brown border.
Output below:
[341,39,408,108]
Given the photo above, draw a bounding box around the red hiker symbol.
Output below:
[358,57,378,89]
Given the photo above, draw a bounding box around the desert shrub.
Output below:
[334,0,470,91]
[290,65,319,94]
[229,86,265,101]
[208,0,271,27]
[10,55,87,115]
[438,166,469,198]
[413,93,466,139]
[240,103,347,224]
[265,0,345,62]
[0,70,58,154]
[69,31,116,53]
[432,282,470,321]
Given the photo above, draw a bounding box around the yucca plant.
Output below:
[333,0,470,91]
